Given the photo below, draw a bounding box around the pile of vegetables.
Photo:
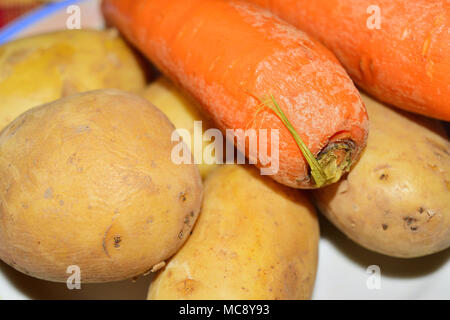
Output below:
[0,0,448,299]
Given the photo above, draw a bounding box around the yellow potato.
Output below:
[0,89,202,282]
[141,77,220,179]
[313,93,450,258]
[148,165,319,300]
[0,29,147,130]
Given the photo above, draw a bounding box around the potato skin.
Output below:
[141,77,220,179]
[313,93,450,258]
[0,29,147,130]
[148,165,319,300]
[0,89,202,283]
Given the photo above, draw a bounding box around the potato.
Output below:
[313,93,450,258]
[0,29,147,131]
[0,89,202,282]
[148,165,319,300]
[141,77,220,179]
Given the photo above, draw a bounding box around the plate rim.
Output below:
[0,0,85,45]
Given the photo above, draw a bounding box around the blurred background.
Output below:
[0,0,45,28]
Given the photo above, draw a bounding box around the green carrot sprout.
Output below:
[257,94,329,187]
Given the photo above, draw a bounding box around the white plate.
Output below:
[0,0,448,300]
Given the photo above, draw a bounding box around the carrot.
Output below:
[248,0,450,121]
[102,0,369,189]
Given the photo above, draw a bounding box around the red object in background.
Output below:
[0,2,39,28]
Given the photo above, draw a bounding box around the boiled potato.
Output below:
[0,29,147,130]
[313,93,450,258]
[148,165,319,300]
[0,89,202,282]
[141,77,220,179]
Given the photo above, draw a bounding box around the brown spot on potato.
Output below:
[113,235,121,248]
[75,125,90,134]
[67,153,76,164]
[403,216,417,226]
[403,216,420,232]
[44,188,53,199]
[382,224,388,230]
[178,231,184,239]
[379,173,388,180]
[179,192,187,202]
[67,153,84,173]
[176,279,198,296]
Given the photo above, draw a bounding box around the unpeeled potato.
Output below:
[313,93,450,258]
[148,165,319,300]
[0,29,147,130]
[0,89,202,282]
[141,77,220,179]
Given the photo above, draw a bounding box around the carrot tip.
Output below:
[316,140,354,186]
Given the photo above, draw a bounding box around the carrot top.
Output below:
[258,95,352,187]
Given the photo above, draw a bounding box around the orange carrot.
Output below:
[249,0,450,121]
[102,0,369,189]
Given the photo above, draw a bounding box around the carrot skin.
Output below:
[102,0,369,188]
[249,0,450,121]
